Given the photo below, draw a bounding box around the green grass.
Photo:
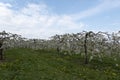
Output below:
[0,48,120,80]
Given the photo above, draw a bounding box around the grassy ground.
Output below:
[0,48,120,80]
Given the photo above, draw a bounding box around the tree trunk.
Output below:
[0,48,3,60]
[84,33,88,64]
[0,43,3,60]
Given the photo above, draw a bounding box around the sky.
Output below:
[0,0,120,39]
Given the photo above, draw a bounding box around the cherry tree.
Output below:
[0,31,22,60]
[0,31,10,60]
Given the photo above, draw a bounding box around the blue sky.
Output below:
[0,0,120,39]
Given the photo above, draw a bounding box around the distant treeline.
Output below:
[0,31,120,58]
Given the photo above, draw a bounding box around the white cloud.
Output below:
[21,3,49,16]
[0,2,85,39]
[72,0,120,20]
[0,2,12,7]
